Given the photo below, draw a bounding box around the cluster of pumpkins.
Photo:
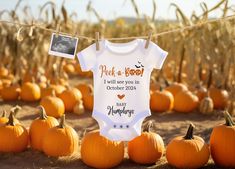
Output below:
[63,60,92,78]
[0,106,234,169]
[0,62,94,114]
[150,81,229,114]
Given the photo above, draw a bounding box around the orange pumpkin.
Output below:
[83,94,94,111]
[42,115,79,157]
[1,83,21,101]
[209,87,229,109]
[165,82,188,98]
[166,123,210,168]
[41,83,66,97]
[0,65,8,78]
[40,91,65,118]
[29,106,59,151]
[0,112,29,152]
[194,85,207,101]
[0,80,3,92]
[128,122,164,164]
[76,83,93,96]
[81,130,124,168]
[150,88,174,112]
[63,63,75,74]
[174,90,199,113]
[58,87,82,112]
[210,111,235,167]
[0,110,8,124]
[20,82,41,101]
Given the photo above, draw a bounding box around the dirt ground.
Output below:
[0,77,233,169]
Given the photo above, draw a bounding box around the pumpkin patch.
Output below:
[81,130,124,168]
[210,111,235,168]
[166,123,210,168]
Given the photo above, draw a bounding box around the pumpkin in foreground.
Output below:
[0,111,29,152]
[166,123,210,168]
[210,111,235,167]
[42,115,78,157]
[81,130,124,169]
[29,106,59,151]
[128,121,164,164]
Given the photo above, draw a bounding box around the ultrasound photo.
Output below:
[49,33,78,59]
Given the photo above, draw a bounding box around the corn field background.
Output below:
[0,0,234,93]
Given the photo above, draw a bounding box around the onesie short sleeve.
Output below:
[77,44,96,71]
[145,41,168,69]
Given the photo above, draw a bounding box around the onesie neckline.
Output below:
[104,39,142,55]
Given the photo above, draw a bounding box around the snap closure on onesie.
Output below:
[77,39,168,141]
[93,110,151,141]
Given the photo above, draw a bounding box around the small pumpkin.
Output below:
[83,94,94,111]
[76,83,93,111]
[63,63,75,74]
[0,65,8,78]
[128,121,164,164]
[29,106,59,151]
[73,100,85,115]
[165,82,188,98]
[166,123,210,168]
[81,130,124,169]
[42,115,79,157]
[58,87,82,112]
[41,81,66,98]
[209,87,229,109]
[20,81,41,101]
[194,85,207,101]
[0,111,29,152]
[1,83,21,101]
[210,111,235,167]
[76,83,93,96]
[199,92,214,114]
[174,90,199,113]
[40,91,65,118]
[150,87,174,112]
[0,110,8,124]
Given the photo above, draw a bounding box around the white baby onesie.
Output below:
[77,39,168,141]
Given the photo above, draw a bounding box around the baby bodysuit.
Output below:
[77,39,168,141]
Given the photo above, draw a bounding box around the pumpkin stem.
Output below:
[159,85,163,91]
[1,110,7,117]
[58,115,66,128]
[51,89,56,97]
[164,79,170,87]
[207,69,213,89]
[224,111,234,126]
[7,111,16,126]
[184,123,195,140]
[10,105,21,116]
[143,121,153,132]
[38,106,48,120]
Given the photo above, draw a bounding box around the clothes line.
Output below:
[0,14,235,41]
